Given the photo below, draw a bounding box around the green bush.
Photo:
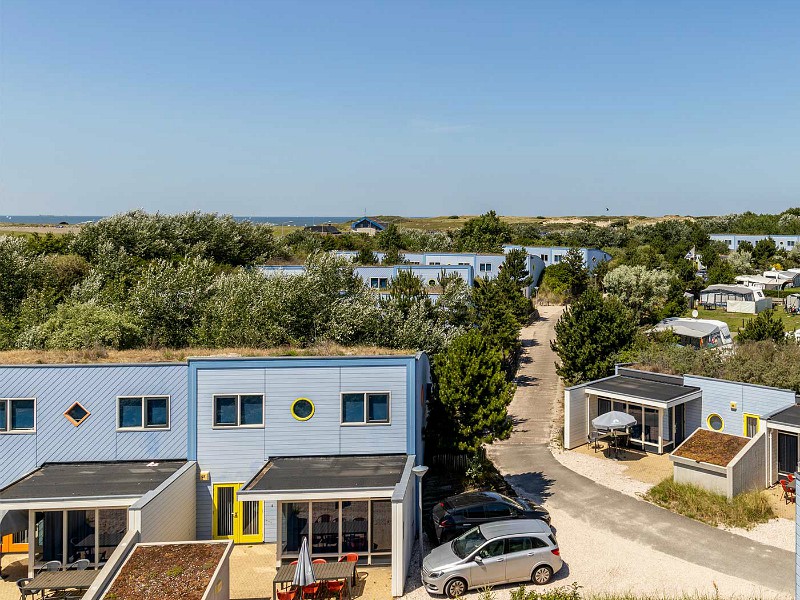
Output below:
[764,287,800,299]
[645,478,774,529]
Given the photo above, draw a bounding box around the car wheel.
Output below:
[532,565,553,585]
[444,578,468,598]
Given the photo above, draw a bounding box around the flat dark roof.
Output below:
[243,455,408,493]
[769,405,800,428]
[586,375,699,404]
[0,461,186,501]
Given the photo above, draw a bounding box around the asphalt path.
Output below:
[486,305,794,595]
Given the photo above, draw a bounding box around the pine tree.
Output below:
[551,288,637,385]
[737,309,786,344]
[355,247,378,265]
[499,248,533,288]
[430,329,515,454]
[387,269,430,317]
[562,247,589,299]
[471,278,523,372]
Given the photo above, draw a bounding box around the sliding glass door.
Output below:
[280,498,392,565]
[33,507,127,570]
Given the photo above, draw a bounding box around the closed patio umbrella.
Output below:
[292,536,316,588]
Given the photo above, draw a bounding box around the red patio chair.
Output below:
[302,583,321,599]
[788,473,795,482]
[325,580,347,599]
[338,553,359,585]
[780,479,795,504]
[277,588,298,600]
[312,558,327,564]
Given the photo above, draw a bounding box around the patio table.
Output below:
[23,569,99,593]
[272,560,356,600]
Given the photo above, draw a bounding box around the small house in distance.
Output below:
[351,217,387,236]
[304,224,341,235]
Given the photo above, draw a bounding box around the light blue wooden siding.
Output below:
[661,409,671,442]
[0,364,188,489]
[684,375,795,437]
[193,359,415,540]
[711,234,800,252]
[527,256,546,286]
[684,398,703,433]
[0,434,37,489]
[354,266,393,283]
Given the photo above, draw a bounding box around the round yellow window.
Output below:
[291,398,315,421]
[707,413,724,431]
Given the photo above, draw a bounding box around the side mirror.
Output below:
[474,555,483,565]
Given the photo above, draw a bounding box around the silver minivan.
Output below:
[421,519,562,598]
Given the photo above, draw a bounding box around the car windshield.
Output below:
[498,494,525,510]
[452,527,487,559]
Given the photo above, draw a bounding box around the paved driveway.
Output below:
[486,305,794,596]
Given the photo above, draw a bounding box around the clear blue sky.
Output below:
[1,0,798,217]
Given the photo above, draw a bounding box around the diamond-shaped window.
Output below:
[64,402,90,427]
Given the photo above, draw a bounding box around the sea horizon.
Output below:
[1,215,364,227]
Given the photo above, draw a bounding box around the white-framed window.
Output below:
[429,261,441,266]
[540,254,548,261]
[790,241,796,247]
[725,240,732,246]
[479,263,492,272]
[0,398,36,433]
[458,262,470,266]
[370,277,389,289]
[341,392,391,425]
[554,255,563,263]
[213,394,264,428]
[117,396,170,430]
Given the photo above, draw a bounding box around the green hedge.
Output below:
[763,287,800,299]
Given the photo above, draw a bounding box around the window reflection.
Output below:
[281,502,308,554]
[341,501,368,553]
[312,502,338,554]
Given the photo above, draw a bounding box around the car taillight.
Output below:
[551,548,560,556]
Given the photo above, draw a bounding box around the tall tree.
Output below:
[472,277,524,371]
[561,247,589,300]
[455,210,511,252]
[376,223,403,251]
[355,247,379,265]
[602,265,677,325]
[499,248,533,288]
[551,288,637,385]
[430,329,515,454]
[381,246,406,265]
[387,269,430,317]
[752,237,778,266]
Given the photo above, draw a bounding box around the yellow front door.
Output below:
[212,483,263,544]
